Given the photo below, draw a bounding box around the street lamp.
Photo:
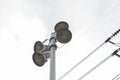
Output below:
[55,21,72,43]
[33,41,50,67]
[32,21,72,80]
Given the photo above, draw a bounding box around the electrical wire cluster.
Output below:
[59,28,120,80]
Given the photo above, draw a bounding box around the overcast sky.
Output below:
[0,0,120,80]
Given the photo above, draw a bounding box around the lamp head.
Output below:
[34,41,44,53]
[32,52,47,67]
[56,29,72,43]
[54,21,69,32]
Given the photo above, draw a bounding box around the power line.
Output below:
[112,74,120,80]
[58,42,105,80]
[58,3,120,79]
[58,28,120,80]
[78,2,120,39]
[78,48,120,80]
[78,55,112,80]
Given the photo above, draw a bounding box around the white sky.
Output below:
[0,0,120,80]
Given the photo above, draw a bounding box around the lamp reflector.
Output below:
[34,41,44,53]
[56,29,72,43]
[54,21,69,32]
[32,52,46,67]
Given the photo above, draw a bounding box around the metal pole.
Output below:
[50,33,57,80]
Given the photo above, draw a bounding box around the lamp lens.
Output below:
[34,41,44,53]
[32,53,45,67]
[56,29,72,43]
[54,21,69,32]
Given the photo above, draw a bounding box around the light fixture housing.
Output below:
[54,21,69,32]
[32,52,47,67]
[56,29,72,43]
[32,21,72,68]
[34,41,44,53]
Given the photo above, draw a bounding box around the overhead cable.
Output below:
[58,28,120,80]
[78,48,120,80]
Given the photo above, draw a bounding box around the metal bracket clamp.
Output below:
[49,32,57,50]
[112,48,120,57]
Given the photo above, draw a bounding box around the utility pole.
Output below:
[49,33,57,80]
[32,21,72,80]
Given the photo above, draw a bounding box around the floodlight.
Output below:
[34,41,44,53]
[54,21,69,32]
[32,22,72,80]
[56,29,72,43]
[32,52,47,67]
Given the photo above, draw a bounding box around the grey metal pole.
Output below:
[50,33,57,80]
